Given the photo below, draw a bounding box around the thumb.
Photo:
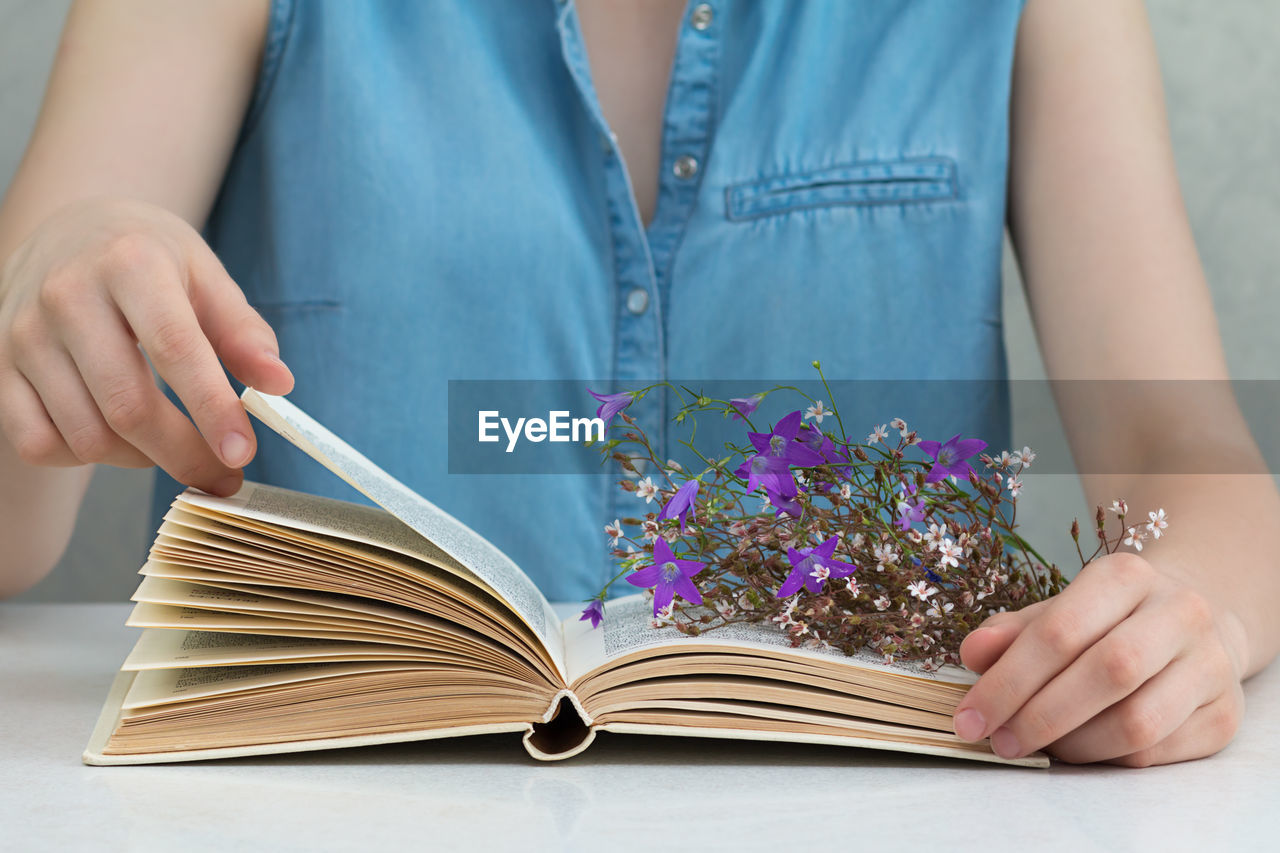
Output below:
[188,246,294,396]
[958,600,1048,674]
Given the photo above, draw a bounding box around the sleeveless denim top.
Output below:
[153,0,1028,601]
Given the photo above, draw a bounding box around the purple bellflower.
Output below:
[895,479,926,531]
[735,411,825,499]
[776,536,858,598]
[588,388,633,423]
[730,394,765,421]
[917,434,988,484]
[626,538,706,616]
[579,599,604,629]
[658,480,700,532]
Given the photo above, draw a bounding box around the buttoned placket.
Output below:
[555,0,719,576]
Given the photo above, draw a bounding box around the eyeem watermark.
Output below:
[477,410,605,453]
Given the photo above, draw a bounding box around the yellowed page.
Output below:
[563,593,977,686]
[241,388,563,677]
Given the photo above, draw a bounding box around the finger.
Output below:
[1103,688,1244,768]
[1048,659,1238,765]
[55,308,244,494]
[952,554,1153,742]
[959,600,1049,674]
[0,365,79,467]
[985,600,1188,758]
[187,246,294,395]
[103,260,257,468]
[13,343,152,468]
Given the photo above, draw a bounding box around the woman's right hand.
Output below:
[0,198,293,496]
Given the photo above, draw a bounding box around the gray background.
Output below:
[3,0,1277,601]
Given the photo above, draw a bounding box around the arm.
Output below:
[951,0,1280,765]
[0,0,287,597]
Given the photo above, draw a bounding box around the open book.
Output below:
[84,390,1047,768]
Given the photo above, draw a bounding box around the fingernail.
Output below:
[990,727,1022,758]
[220,432,251,467]
[954,708,986,741]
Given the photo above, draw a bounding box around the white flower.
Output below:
[838,483,853,500]
[1124,526,1146,552]
[907,581,938,601]
[804,401,829,423]
[924,522,947,549]
[604,519,623,547]
[909,612,925,628]
[926,601,955,619]
[772,597,798,627]
[874,544,899,568]
[988,450,1016,469]
[649,603,676,628]
[809,564,831,583]
[760,493,773,513]
[1109,499,1128,515]
[728,520,748,538]
[714,600,735,620]
[844,578,861,597]
[937,538,963,569]
[666,459,683,473]
[635,477,658,503]
[873,595,891,611]
[1147,508,1169,539]
[1007,477,1023,498]
[641,519,660,542]
[1016,446,1036,468]
[890,417,908,436]
[868,424,889,444]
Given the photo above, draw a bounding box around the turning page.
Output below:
[241,388,564,678]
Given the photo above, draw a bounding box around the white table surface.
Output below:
[2,603,1276,852]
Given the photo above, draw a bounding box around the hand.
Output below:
[952,552,1248,766]
[0,198,293,495]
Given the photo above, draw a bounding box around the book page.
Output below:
[122,661,425,709]
[241,389,563,677]
[121,627,462,669]
[564,594,978,687]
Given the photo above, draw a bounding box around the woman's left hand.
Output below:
[951,551,1249,766]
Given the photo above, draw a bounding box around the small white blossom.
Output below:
[1007,477,1023,498]
[604,519,623,547]
[926,601,955,619]
[839,482,853,500]
[924,522,947,549]
[714,600,735,620]
[844,578,861,597]
[635,477,658,503]
[760,493,773,513]
[641,519,660,542]
[1109,499,1128,515]
[873,595,891,611]
[873,544,899,568]
[1016,446,1036,468]
[804,401,829,423]
[1124,526,1146,552]
[909,612,925,628]
[809,564,831,583]
[937,538,963,569]
[1147,508,1169,539]
[868,424,889,443]
[890,417,908,436]
[907,580,938,601]
[665,459,683,473]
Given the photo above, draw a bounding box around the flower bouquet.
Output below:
[583,364,1168,672]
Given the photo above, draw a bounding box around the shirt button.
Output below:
[626,288,650,314]
[690,3,713,30]
[673,154,699,180]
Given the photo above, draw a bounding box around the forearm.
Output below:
[0,435,93,597]
[1081,470,1280,678]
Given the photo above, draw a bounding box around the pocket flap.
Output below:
[726,157,957,221]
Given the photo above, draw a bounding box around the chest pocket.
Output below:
[725,157,957,221]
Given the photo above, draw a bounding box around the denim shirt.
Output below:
[153,0,1027,601]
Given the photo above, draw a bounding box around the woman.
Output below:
[0,0,1275,766]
